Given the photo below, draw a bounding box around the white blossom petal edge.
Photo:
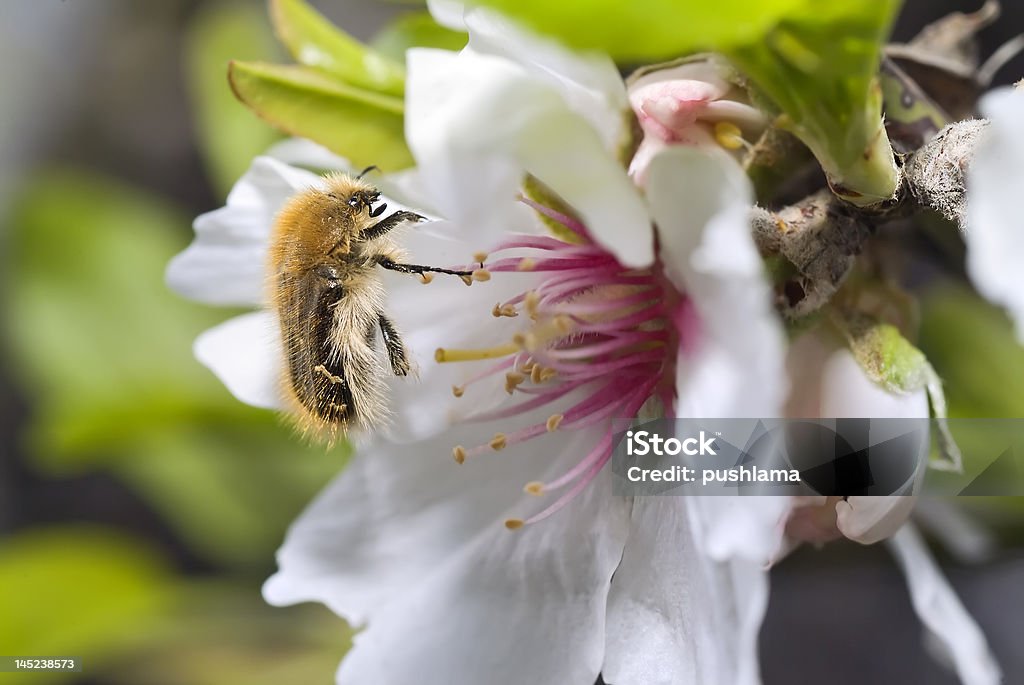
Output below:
[966,87,1024,343]
[405,46,653,267]
[888,526,1002,685]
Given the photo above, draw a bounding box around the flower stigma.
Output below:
[435,197,695,530]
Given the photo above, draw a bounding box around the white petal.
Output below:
[223,154,323,217]
[166,156,322,306]
[786,329,930,419]
[835,496,916,544]
[912,499,998,564]
[887,525,1001,685]
[265,425,630,685]
[646,147,787,418]
[462,8,629,152]
[605,497,774,685]
[786,331,928,543]
[688,496,789,565]
[628,60,732,98]
[966,88,1024,343]
[265,137,352,173]
[406,48,653,266]
[194,311,282,410]
[426,0,466,31]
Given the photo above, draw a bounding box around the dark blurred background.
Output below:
[0,1,1022,684]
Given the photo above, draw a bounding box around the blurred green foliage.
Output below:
[0,165,349,681]
[186,2,284,198]
[371,11,468,61]
[226,0,467,171]
[920,283,1024,523]
[468,0,809,61]
[228,60,412,169]
[229,0,412,169]
[0,527,173,680]
[0,2,376,681]
[728,0,902,204]
[920,284,1024,418]
[271,0,406,95]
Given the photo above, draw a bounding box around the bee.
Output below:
[268,171,476,441]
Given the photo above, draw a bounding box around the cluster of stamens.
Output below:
[434,197,682,530]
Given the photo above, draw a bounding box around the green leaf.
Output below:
[0,527,174,660]
[466,0,806,62]
[728,1,901,205]
[229,60,413,170]
[185,2,283,197]
[371,11,468,62]
[270,0,405,96]
[1,170,230,442]
[919,284,1024,418]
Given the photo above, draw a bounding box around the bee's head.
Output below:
[338,189,386,219]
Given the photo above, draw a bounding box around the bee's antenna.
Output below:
[357,165,380,180]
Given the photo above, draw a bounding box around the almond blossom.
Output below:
[166,3,1002,683]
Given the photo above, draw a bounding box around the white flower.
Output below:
[783,330,927,545]
[170,149,789,682]
[966,87,1024,343]
[167,4,998,684]
[167,6,793,681]
[781,330,1001,684]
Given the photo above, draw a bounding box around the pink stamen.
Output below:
[517,195,589,238]
[444,197,691,529]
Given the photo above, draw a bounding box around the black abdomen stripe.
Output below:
[282,272,356,425]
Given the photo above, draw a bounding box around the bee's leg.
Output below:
[362,210,426,241]
[377,312,411,377]
[376,257,474,279]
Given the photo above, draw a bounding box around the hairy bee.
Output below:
[268,171,474,441]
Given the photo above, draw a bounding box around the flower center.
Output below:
[435,197,685,529]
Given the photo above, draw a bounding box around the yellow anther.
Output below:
[546,414,564,432]
[460,274,473,286]
[524,291,540,318]
[490,433,508,451]
[435,343,518,363]
[419,272,434,284]
[472,268,491,282]
[453,446,467,464]
[714,121,745,150]
[517,258,537,272]
[553,315,574,334]
[520,332,540,352]
[539,367,557,382]
[520,359,536,373]
[524,481,545,496]
[504,372,526,394]
[492,303,518,318]
[504,518,524,530]
[473,251,488,264]
[452,385,465,398]
[530,364,544,384]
